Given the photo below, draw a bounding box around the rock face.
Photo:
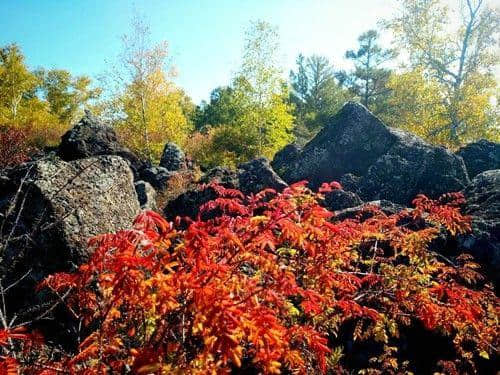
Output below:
[58,111,144,175]
[139,166,176,191]
[457,139,500,178]
[238,158,288,195]
[164,158,287,220]
[159,142,187,171]
[1,156,140,280]
[273,102,470,204]
[459,170,500,285]
[135,181,157,211]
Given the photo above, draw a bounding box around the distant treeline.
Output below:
[1,0,498,168]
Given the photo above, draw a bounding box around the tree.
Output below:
[338,30,396,114]
[237,20,294,157]
[101,15,193,161]
[0,44,38,121]
[188,21,294,168]
[192,86,250,131]
[289,54,349,143]
[381,69,450,143]
[386,0,499,145]
[35,69,101,124]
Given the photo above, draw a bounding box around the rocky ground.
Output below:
[0,102,498,352]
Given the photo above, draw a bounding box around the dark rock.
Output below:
[270,143,301,176]
[323,189,363,211]
[135,181,157,211]
[238,158,288,195]
[340,174,362,196]
[0,155,140,318]
[163,187,217,221]
[200,166,239,188]
[159,142,187,171]
[457,139,500,178]
[458,170,500,286]
[58,111,144,176]
[273,102,469,204]
[139,166,176,191]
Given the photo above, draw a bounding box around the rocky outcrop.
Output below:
[139,166,176,191]
[458,170,500,285]
[238,158,288,195]
[271,143,301,177]
[323,189,363,211]
[0,155,140,287]
[273,102,470,205]
[58,111,144,175]
[135,181,157,211]
[164,158,287,220]
[159,142,188,171]
[456,139,500,178]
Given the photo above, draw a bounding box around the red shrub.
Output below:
[7,182,499,374]
[0,127,34,169]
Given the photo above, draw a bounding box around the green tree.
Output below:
[189,21,294,168]
[386,0,499,145]
[237,20,294,157]
[36,68,101,124]
[338,30,396,114]
[289,54,349,143]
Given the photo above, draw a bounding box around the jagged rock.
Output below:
[324,189,363,211]
[159,142,187,171]
[271,143,301,176]
[273,102,469,204]
[58,111,144,176]
[458,170,500,285]
[457,139,500,178]
[0,155,140,317]
[238,158,288,195]
[200,166,239,188]
[139,166,176,191]
[135,181,157,211]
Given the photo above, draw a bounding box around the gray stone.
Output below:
[458,170,500,285]
[135,181,157,211]
[238,158,288,195]
[273,102,470,204]
[159,142,187,171]
[58,111,144,176]
[457,139,500,178]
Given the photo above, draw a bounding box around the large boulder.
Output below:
[238,158,288,195]
[456,139,500,178]
[159,142,188,171]
[458,170,500,286]
[0,155,140,306]
[273,102,469,204]
[135,181,157,211]
[58,111,144,175]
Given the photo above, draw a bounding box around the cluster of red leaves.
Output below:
[0,127,33,169]
[6,182,499,374]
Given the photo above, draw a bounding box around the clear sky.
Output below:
[2,0,400,103]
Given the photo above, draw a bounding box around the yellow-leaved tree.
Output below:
[99,16,193,162]
[385,0,499,146]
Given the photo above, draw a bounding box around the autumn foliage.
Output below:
[3,182,498,374]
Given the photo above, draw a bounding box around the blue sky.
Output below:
[2,0,398,103]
